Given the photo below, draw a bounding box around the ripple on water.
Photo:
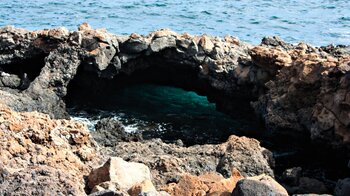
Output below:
[0,0,349,45]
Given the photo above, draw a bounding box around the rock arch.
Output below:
[0,23,349,152]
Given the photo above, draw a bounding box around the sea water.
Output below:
[68,84,262,145]
[0,0,349,46]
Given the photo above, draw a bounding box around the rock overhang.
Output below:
[0,23,349,152]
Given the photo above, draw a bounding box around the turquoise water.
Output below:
[0,0,349,46]
[69,84,261,145]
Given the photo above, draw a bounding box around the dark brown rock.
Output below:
[102,135,274,187]
[162,167,243,196]
[92,117,142,147]
[232,174,288,196]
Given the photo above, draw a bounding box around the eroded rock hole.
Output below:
[66,61,265,146]
[65,59,350,194]
[0,55,46,90]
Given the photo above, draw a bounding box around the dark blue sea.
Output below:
[0,0,349,46]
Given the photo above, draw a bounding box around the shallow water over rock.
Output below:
[68,84,264,145]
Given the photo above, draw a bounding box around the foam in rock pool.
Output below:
[68,84,264,145]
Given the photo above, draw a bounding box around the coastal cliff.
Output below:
[0,23,349,195]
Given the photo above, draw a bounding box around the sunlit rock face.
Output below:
[1,23,349,151]
[0,104,99,195]
[0,23,350,195]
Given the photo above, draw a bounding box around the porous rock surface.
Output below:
[162,167,243,196]
[0,23,349,150]
[0,103,274,195]
[0,23,349,195]
[251,41,350,150]
[88,157,152,191]
[232,174,289,196]
[0,104,98,195]
[102,135,274,187]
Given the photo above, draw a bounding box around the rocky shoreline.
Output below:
[0,23,349,195]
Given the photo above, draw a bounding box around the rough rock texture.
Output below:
[162,167,243,196]
[88,157,152,192]
[100,135,274,187]
[280,167,330,195]
[0,24,349,152]
[251,41,350,150]
[92,117,142,147]
[232,174,289,196]
[0,24,349,195]
[0,104,98,195]
[0,23,261,120]
[281,167,302,186]
[0,96,273,195]
[0,26,81,118]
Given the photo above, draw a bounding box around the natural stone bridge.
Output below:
[1,23,350,195]
[0,23,349,151]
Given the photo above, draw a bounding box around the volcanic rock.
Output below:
[0,104,98,195]
[92,117,142,147]
[103,135,274,187]
[162,167,243,196]
[88,157,152,191]
[232,174,288,196]
[0,24,349,195]
[281,167,302,186]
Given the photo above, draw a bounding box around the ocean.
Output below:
[0,0,349,46]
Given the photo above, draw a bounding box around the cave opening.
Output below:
[65,59,265,146]
[0,54,47,90]
[64,56,350,191]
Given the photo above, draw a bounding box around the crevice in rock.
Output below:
[0,54,46,90]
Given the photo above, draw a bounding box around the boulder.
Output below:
[162,167,243,196]
[91,42,117,71]
[151,29,177,39]
[249,46,292,74]
[232,174,288,196]
[92,117,142,147]
[112,135,274,187]
[88,157,152,191]
[149,36,176,52]
[120,36,149,54]
[0,72,21,88]
[217,135,275,178]
[198,35,214,54]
